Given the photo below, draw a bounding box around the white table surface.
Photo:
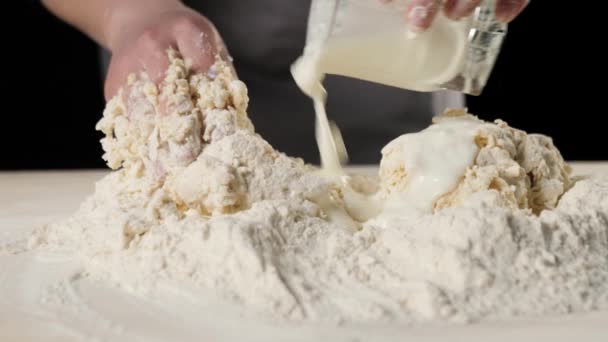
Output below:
[1,163,607,341]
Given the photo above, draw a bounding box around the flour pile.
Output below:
[32,51,608,323]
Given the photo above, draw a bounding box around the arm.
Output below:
[41,0,182,50]
[42,0,228,99]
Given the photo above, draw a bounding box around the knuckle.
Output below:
[173,15,200,32]
[136,29,166,52]
[137,29,158,46]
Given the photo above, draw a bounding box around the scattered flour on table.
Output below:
[30,51,608,323]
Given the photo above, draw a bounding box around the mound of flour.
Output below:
[31,51,608,323]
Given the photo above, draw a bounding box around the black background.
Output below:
[2,1,604,170]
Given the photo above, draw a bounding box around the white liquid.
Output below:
[291,13,475,221]
[292,14,469,175]
[318,15,468,92]
[313,116,482,225]
[291,53,347,176]
[379,116,481,217]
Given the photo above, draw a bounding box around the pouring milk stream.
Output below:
[291,0,506,171]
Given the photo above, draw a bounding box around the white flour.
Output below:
[31,51,608,324]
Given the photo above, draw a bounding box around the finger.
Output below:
[134,30,172,85]
[141,45,171,85]
[496,0,528,23]
[444,0,482,20]
[175,29,216,72]
[210,22,232,64]
[173,15,233,74]
[104,40,170,100]
[104,53,140,100]
[405,0,442,33]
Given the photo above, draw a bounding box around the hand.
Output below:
[402,0,529,32]
[103,2,228,100]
